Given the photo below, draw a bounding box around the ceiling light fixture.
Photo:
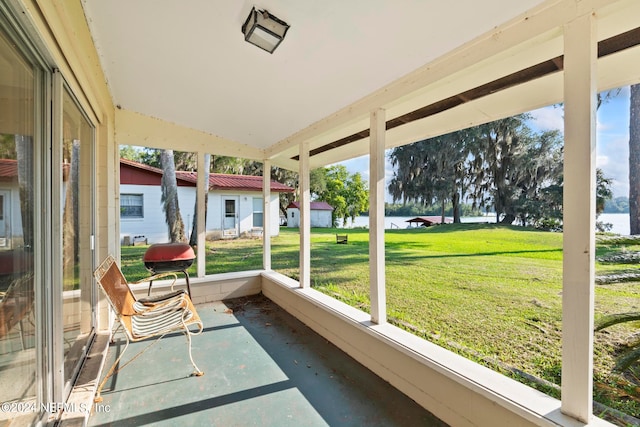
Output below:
[241,7,290,54]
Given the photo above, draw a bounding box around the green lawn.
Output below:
[120,224,640,422]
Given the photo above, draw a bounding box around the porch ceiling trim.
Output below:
[115,109,264,160]
[265,0,621,163]
[291,25,640,162]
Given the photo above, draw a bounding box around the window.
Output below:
[253,197,263,227]
[121,194,143,218]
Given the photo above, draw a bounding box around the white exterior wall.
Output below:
[311,209,332,228]
[121,184,281,243]
[207,191,281,238]
[0,184,23,248]
[287,208,332,228]
[286,207,299,228]
[119,183,194,243]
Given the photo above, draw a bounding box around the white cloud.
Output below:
[597,135,629,197]
[529,106,564,132]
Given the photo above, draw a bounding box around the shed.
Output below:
[406,216,453,227]
[286,201,334,228]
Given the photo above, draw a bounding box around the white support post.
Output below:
[263,159,272,271]
[561,12,596,423]
[299,141,311,288]
[196,153,208,278]
[370,108,387,324]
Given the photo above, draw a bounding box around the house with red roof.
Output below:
[0,159,19,248]
[286,201,334,228]
[120,159,293,243]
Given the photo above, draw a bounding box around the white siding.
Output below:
[119,184,193,244]
[0,184,23,248]
[310,209,332,228]
[121,184,281,244]
[287,207,299,228]
[287,208,332,228]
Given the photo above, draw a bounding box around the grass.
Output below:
[121,224,640,423]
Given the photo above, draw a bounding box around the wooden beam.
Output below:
[266,0,616,159]
[115,109,264,160]
[263,159,271,271]
[369,109,386,324]
[299,142,311,288]
[196,153,207,278]
[561,12,597,423]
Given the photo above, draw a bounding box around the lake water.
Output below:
[340,213,631,235]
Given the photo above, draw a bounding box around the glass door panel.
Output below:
[0,24,38,426]
[61,87,94,388]
[223,198,238,237]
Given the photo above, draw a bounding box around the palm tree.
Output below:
[629,84,640,235]
[160,149,185,242]
[189,154,210,247]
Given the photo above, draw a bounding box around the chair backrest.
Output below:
[94,255,137,316]
[0,272,34,339]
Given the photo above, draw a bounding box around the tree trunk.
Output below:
[500,213,516,224]
[630,84,640,235]
[160,149,185,242]
[189,154,210,247]
[452,192,461,223]
[63,140,80,276]
[15,135,33,250]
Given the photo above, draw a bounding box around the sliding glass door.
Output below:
[59,86,95,392]
[0,4,96,423]
[0,18,40,426]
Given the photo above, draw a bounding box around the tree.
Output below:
[510,130,564,227]
[15,135,33,250]
[630,84,640,235]
[189,154,211,247]
[119,145,144,163]
[62,139,80,271]
[528,167,613,231]
[389,115,563,226]
[596,168,614,232]
[469,115,532,224]
[343,172,369,224]
[160,149,186,242]
[388,131,469,223]
[316,165,369,226]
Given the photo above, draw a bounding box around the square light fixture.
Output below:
[242,7,290,54]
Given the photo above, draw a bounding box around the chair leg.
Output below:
[95,331,131,402]
[95,326,201,402]
[185,328,204,377]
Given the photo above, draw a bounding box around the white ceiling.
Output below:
[81,1,546,149]
[81,0,640,169]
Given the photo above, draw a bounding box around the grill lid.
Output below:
[143,243,195,262]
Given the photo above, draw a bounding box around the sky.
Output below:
[336,86,633,202]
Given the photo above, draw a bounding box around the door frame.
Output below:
[222,196,239,237]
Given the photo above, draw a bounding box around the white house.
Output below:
[119,159,293,244]
[0,159,22,249]
[286,201,334,228]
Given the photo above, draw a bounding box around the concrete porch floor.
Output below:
[87,293,448,426]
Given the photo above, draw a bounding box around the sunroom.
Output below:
[1,0,639,426]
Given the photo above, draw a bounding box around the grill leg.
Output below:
[182,270,191,298]
[147,280,153,296]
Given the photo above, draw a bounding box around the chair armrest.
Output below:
[137,290,186,306]
[133,292,189,315]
